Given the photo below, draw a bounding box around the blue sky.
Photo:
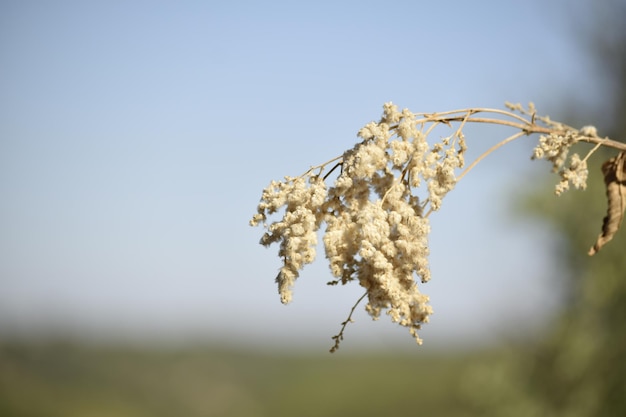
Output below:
[0,0,605,351]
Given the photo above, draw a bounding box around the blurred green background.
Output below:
[2,1,625,416]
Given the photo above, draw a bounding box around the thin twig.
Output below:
[322,161,343,181]
[329,291,368,353]
[457,131,527,181]
[418,107,532,125]
[581,138,609,163]
[412,111,626,151]
[299,155,343,179]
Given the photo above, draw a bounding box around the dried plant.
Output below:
[250,102,626,352]
[588,151,626,255]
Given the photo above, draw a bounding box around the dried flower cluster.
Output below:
[251,102,626,351]
[251,103,466,350]
[506,102,596,196]
[250,175,327,304]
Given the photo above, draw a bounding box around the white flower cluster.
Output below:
[251,103,467,347]
[507,101,597,197]
[250,176,327,304]
[532,129,593,196]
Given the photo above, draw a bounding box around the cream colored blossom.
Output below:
[555,153,588,195]
[251,102,468,349]
[252,174,328,303]
[531,125,595,195]
[390,140,414,167]
[381,102,401,124]
[532,131,576,172]
[251,101,610,351]
[580,125,598,137]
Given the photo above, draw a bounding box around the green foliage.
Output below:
[1,341,509,417]
[515,151,626,417]
[450,150,626,417]
[506,4,626,412]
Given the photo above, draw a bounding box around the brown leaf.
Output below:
[589,151,626,255]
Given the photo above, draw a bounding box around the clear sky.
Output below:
[0,0,607,351]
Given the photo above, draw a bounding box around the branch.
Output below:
[329,291,368,353]
[250,102,626,352]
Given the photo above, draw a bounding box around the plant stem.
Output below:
[457,131,527,181]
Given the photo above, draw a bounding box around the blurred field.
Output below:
[0,339,503,417]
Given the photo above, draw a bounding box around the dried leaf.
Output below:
[589,151,626,255]
[617,150,626,183]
